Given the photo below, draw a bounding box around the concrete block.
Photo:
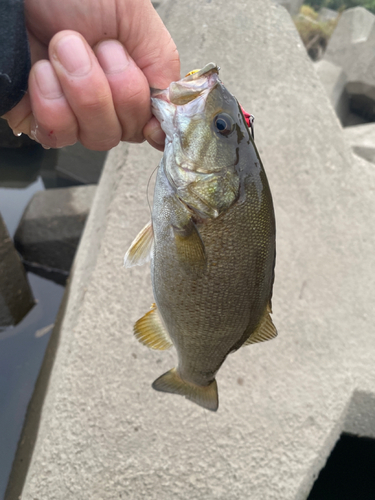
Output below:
[14,185,96,272]
[152,0,166,9]
[343,123,375,164]
[0,147,43,189]
[324,7,375,121]
[318,7,339,22]
[17,1,375,500]
[273,0,303,16]
[314,59,349,124]
[345,112,368,127]
[0,214,34,328]
[53,143,107,186]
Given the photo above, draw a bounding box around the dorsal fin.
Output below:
[124,221,154,268]
[243,303,277,345]
[134,303,173,350]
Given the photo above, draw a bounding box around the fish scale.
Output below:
[153,168,274,356]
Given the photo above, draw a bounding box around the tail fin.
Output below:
[152,368,218,412]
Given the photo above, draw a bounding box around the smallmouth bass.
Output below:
[125,63,276,411]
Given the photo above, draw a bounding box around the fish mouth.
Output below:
[182,62,219,81]
[151,63,219,106]
[150,63,221,155]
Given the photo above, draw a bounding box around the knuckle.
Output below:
[77,92,112,115]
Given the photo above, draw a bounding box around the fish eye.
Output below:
[213,113,234,137]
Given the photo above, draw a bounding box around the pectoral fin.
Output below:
[134,303,173,350]
[172,219,206,271]
[244,304,277,345]
[152,368,219,412]
[124,221,153,268]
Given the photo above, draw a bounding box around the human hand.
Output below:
[3,0,180,151]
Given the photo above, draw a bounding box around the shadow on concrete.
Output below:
[308,433,375,500]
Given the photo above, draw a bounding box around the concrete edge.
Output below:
[4,145,128,499]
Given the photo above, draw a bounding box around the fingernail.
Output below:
[34,61,63,99]
[96,41,130,74]
[148,127,165,146]
[54,35,92,76]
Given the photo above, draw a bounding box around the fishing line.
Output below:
[146,164,159,217]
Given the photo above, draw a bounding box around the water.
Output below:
[0,176,44,237]
[0,273,64,500]
[0,142,106,499]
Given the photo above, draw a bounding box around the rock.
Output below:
[273,0,303,16]
[314,59,349,125]
[343,123,375,164]
[318,7,339,22]
[324,7,375,122]
[0,118,36,148]
[14,185,96,272]
[0,213,34,328]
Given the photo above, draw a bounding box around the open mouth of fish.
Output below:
[150,63,220,129]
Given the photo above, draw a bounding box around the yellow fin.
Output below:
[134,303,172,350]
[152,368,218,412]
[124,221,153,268]
[173,220,206,271]
[244,305,277,345]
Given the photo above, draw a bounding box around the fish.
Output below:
[124,63,276,412]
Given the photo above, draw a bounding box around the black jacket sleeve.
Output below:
[0,0,31,115]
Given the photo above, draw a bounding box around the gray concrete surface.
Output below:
[314,59,349,125]
[14,185,96,272]
[19,0,375,499]
[0,213,34,328]
[343,123,375,164]
[324,7,375,121]
[318,7,339,22]
[274,0,303,16]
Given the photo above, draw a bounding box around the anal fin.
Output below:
[124,221,153,268]
[152,368,218,412]
[244,304,278,345]
[134,303,173,350]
